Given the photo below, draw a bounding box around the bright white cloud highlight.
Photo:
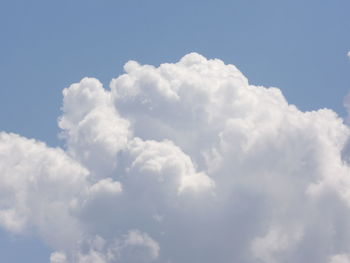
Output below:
[1,53,350,262]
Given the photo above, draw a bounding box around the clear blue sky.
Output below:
[0,0,350,261]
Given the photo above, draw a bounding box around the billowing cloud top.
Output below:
[1,53,350,262]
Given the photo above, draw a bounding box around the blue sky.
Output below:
[1,0,350,262]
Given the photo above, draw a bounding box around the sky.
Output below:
[1,0,350,262]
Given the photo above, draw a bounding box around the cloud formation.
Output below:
[1,53,350,262]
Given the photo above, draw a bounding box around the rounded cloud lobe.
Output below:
[1,53,350,262]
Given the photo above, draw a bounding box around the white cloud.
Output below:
[50,251,67,263]
[330,254,350,263]
[1,53,350,262]
[50,231,159,263]
[251,226,303,263]
[59,77,130,179]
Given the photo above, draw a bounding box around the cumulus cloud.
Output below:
[1,53,350,262]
